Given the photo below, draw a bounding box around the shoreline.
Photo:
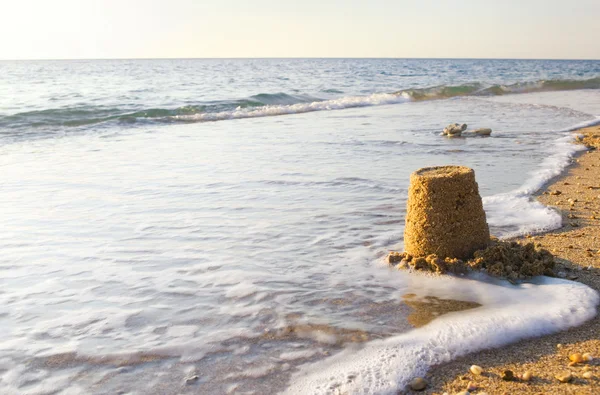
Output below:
[423,125,600,394]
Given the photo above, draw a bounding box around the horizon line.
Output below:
[2,56,600,62]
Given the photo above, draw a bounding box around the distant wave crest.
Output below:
[1,77,599,132]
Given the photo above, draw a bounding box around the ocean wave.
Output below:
[171,92,408,123]
[1,77,598,131]
[398,77,600,100]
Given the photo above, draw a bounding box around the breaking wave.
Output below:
[1,77,599,132]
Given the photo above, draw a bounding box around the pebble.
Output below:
[582,352,593,362]
[455,392,470,395]
[569,352,584,363]
[557,343,563,349]
[409,377,427,391]
[583,371,594,379]
[522,371,533,382]
[583,365,592,372]
[469,365,483,375]
[555,372,572,383]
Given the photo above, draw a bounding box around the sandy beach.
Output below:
[421,125,600,394]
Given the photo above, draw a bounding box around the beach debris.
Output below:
[521,371,533,382]
[469,365,483,375]
[555,372,573,383]
[501,370,515,381]
[569,352,584,364]
[185,375,200,384]
[443,123,467,137]
[409,377,428,391]
[404,166,490,260]
[583,371,594,379]
[582,352,593,362]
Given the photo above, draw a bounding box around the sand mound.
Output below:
[388,239,555,282]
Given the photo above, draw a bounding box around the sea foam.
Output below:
[484,117,599,238]
[285,276,599,394]
[172,93,410,123]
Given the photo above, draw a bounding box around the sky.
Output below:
[1,0,599,60]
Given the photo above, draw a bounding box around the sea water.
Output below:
[0,59,599,394]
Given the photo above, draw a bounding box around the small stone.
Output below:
[455,392,470,395]
[522,371,533,382]
[569,353,584,363]
[583,371,594,379]
[583,365,592,372]
[555,372,572,383]
[550,190,562,196]
[185,375,199,384]
[466,381,477,391]
[501,370,514,381]
[469,365,483,375]
[557,343,563,348]
[409,377,427,391]
[582,352,593,362]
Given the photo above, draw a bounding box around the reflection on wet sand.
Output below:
[402,294,481,327]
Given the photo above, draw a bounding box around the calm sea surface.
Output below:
[1,59,599,394]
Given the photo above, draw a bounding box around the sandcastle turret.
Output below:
[403,166,490,260]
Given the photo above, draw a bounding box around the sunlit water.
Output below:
[0,59,599,394]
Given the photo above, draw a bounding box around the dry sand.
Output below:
[419,125,600,395]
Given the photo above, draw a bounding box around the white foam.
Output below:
[172,93,409,123]
[484,117,599,238]
[484,194,562,238]
[285,276,599,394]
[225,281,261,299]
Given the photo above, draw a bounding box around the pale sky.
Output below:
[1,0,599,60]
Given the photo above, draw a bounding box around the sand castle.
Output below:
[404,166,490,259]
[389,165,555,280]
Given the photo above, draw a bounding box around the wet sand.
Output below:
[423,125,600,394]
